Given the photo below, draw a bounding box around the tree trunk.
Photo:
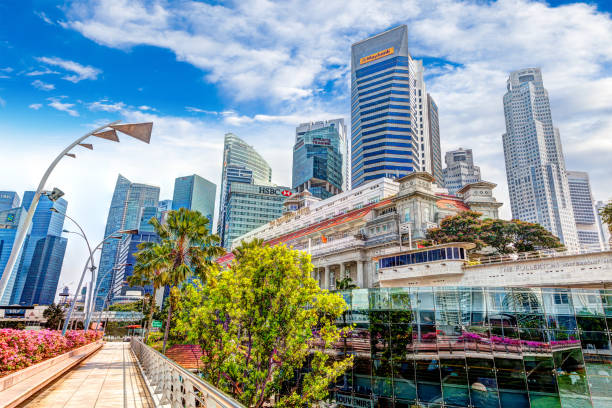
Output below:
[162,298,173,354]
[145,287,156,343]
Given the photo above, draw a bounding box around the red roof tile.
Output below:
[165,344,203,370]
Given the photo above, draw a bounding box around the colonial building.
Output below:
[225,173,502,290]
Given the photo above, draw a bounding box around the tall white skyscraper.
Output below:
[442,148,481,195]
[567,171,606,251]
[502,68,579,250]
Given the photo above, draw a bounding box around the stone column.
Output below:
[340,263,346,280]
[357,261,364,288]
[324,265,330,289]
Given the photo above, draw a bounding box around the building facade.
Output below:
[442,148,482,195]
[502,68,579,250]
[351,26,419,188]
[229,173,502,290]
[323,286,612,408]
[427,95,443,186]
[292,119,348,199]
[217,133,273,248]
[0,192,20,211]
[221,182,292,249]
[172,174,216,230]
[0,207,27,305]
[9,192,67,305]
[567,171,606,251]
[95,174,160,309]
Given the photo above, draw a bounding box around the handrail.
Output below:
[467,248,611,266]
[130,337,245,408]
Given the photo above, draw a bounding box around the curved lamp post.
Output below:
[91,263,132,332]
[61,229,137,335]
[0,121,153,304]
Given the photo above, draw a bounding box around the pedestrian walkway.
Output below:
[21,342,154,408]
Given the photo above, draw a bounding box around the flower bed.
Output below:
[0,329,103,376]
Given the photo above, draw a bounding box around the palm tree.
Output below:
[128,243,168,343]
[335,276,358,290]
[142,208,225,353]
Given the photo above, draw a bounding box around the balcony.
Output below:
[309,235,367,257]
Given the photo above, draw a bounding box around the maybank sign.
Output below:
[359,47,394,65]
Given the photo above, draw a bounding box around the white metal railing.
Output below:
[130,338,244,408]
[467,248,611,266]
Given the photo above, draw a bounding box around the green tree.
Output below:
[426,211,564,254]
[335,276,358,290]
[142,208,224,353]
[43,303,65,329]
[174,243,353,408]
[128,241,169,342]
[599,201,612,234]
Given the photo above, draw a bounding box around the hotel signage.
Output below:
[359,47,394,65]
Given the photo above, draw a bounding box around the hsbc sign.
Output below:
[258,187,293,197]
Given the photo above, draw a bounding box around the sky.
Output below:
[1,0,611,295]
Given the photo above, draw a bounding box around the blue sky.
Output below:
[1,0,612,292]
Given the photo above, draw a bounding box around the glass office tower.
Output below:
[10,192,67,305]
[172,174,216,231]
[95,174,159,309]
[0,192,20,211]
[317,287,612,408]
[292,119,348,199]
[351,25,418,188]
[0,207,27,305]
[217,133,272,248]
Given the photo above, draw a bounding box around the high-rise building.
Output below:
[19,235,67,305]
[10,192,67,305]
[217,133,272,247]
[567,171,606,251]
[351,26,437,188]
[95,174,160,309]
[172,175,216,230]
[292,119,348,200]
[222,183,292,248]
[0,192,20,211]
[0,207,27,305]
[442,148,482,195]
[427,94,443,185]
[596,201,611,250]
[502,68,579,249]
[158,199,172,212]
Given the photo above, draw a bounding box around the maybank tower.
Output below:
[351,25,440,188]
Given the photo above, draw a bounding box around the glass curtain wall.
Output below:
[327,287,612,408]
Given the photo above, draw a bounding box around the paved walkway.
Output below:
[21,342,154,408]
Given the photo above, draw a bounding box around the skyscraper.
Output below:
[442,148,482,195]
[95,175,160,309]
[10,192,67,305]
[172,174,216,230]
[217,133,272,247]
[567,171,606,251]
[0,207,27,305]
[292,119,348,199]
[351,26,436,188]
[502,68,579,249]
[0,192,20,211]
[427,95,443,185]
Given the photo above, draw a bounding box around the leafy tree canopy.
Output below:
[425,211,564,254]
[600,201,612,234]
[174,243,353,408]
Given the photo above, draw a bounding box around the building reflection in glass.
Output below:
[330,287,612,407]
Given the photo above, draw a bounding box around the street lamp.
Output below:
[92,263,132,332]
[0,121,153,304]
[61,229,138,335]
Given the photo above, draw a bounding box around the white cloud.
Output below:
[29,103,43,110]
[47,97,79,116]
[26,67,59,76]
[88,100,126,112]
[31,79,55,91]
[35,11,53,25]
[138,105,155,111]
[37,56,101,82]
[0,97,5,107]
[0,67,13,73]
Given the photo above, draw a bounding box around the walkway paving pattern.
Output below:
[22,342,154,408]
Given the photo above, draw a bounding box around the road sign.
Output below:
[152,320,162,328]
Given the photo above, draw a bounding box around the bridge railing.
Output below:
[130,337,244,408]
[467,248,610,266]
